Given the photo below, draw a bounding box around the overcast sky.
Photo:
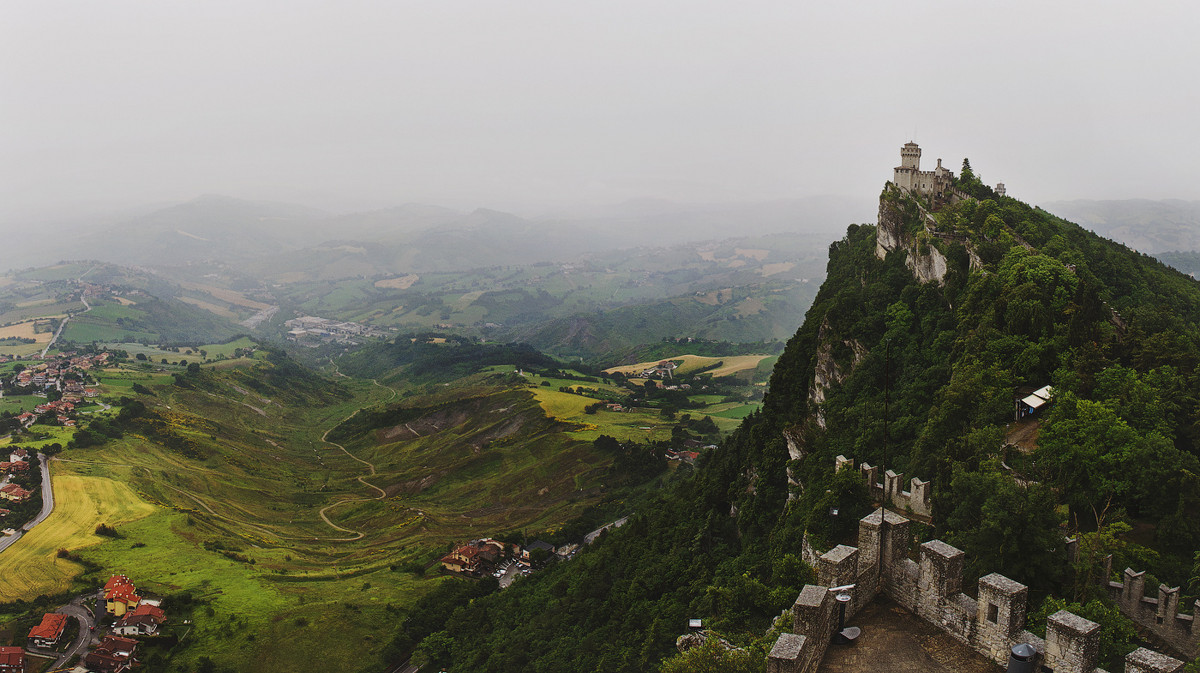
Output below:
[3,1,1198,223]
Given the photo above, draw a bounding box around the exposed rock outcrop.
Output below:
[876,193,949,284]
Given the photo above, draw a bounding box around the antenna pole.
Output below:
[883,338,890,477]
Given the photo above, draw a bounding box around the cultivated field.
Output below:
[373,274,420,289]
[0,320,53,342]
[0,473,155,601]
[602,353,771,378]
[178,295,240,319]
[179,282,271,310]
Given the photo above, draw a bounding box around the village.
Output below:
[2,351,111,432]
[0,574,169,673]
[438,516,629,587]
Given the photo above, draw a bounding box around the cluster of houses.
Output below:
[85,575,166,672]
[0,575,167,672]
[10,351,111,393]
[283,315,389,345]
[439,538,570,576]
[0,449,35,505]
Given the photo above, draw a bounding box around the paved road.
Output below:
[23,590,99,669]
[40,291,91,358]
[0,453,54,554]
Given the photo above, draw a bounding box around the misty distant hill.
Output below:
[44,193,871,278]
[1041,198,1200,254]
[76,194,331,264]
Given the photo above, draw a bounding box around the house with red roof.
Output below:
[104,575,141,616]
[0,461,29,474]
[440,539,504,574]
[0,484,33,503]
[112,603,166,636]
[84,636,137,672]
[0,646,24,673]
[28,612,68,648]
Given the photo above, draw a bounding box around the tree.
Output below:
[943,467,1065,594]
[135,353,147,361]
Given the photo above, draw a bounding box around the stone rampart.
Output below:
[1102,560,1199,660]
[767,510,1188,673]
[835,455,932,518]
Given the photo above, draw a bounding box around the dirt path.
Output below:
[53,377,403,544]
[315,378,398,540]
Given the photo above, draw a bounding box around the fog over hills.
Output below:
[2,193,871,275]
[1041,199,1200,254]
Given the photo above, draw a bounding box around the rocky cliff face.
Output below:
[875,189,949,284]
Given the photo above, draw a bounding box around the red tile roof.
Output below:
[104,574,133,591]
[28,612,68,640]
[0,646,23,666]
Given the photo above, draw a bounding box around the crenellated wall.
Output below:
[1102,559,1199,660]
[835,455,932,519]
[767,510,1189,673]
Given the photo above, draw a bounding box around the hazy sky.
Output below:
[3,1,1199,222]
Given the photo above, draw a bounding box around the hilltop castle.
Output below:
[892,142,954,200]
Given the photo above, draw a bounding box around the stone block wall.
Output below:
[768,510,1190,673]
[1104,565,1199,659]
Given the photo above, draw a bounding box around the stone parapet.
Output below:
[1046,610,1100,673]
[1123,647,1185,673]
[767,509,1187,673]
[1104,565,1199,659]
[841,457,932,518]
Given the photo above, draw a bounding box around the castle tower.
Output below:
[893,142,922,191]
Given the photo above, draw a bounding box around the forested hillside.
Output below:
[412,167,1200,672]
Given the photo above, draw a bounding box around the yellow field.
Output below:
[531,388,593,419]
[0,472,156,600]
[759,262,796,276]
[374,274,420,290]
[734,248,770,261]
[179,282,271,310]
[0,276,13,287]
[0,320,53,342]
[603,353,771,378]
[114,296,137,306]
[178,295,240,319]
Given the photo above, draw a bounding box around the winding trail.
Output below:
[51,378,403,543]
[315,378,398,540]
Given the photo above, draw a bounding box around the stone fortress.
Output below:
[892,141,955,201]
[890,141,1006,202]
[767,507,1193,673]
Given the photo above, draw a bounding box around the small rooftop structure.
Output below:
[1016,385,1053,420]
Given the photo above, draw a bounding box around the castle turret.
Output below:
[900,142,921,170]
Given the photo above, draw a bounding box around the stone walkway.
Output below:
[818,598,1002,673]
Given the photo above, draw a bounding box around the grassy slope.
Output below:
[2,358,636,672]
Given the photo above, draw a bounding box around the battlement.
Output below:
[1102,558,1199,659]
[768,510,1187,673]
[836,455,932,519]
